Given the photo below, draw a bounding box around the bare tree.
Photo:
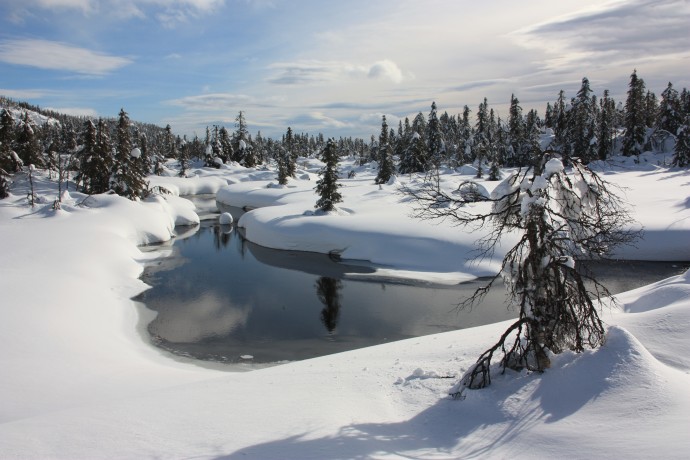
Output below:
[404,151,638,395]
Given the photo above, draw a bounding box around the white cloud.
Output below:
[358,112,400,127]
[266,60,344,85]
[0,88,52,99]
[367,60,404,84]
[168,93,253,110]
[0,39,132,75]
[510,0,690,71]
[4,0,225,24]
[291,112,352,129]
[154,291,250,343]
[45,106,99,117]
[267,59,406,85]
[34,0,93,11]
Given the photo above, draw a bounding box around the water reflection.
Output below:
[213,223,234,249]
[138,219,689,366]
[316,277,343,333]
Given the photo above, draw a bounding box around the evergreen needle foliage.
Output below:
[315,138,342,212]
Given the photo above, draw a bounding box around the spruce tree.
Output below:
[16,112,43,168]
[204,125,218,167]
[216,127,232,164]
[75,119,95,193]
[233,111,251,165]
[508,94,525,161]
[411,112,427,145]
[657,82,681,135]
[552,90,570,156]
[681,88,690,118]
[137,133,151,176]
[276,147,290,185]
[622,70,647,157]
[458,106,472,164]
[177,136,190,177]
[474,98,490,177]
[111,108,147,199]
[544,102,554,129]
[163,124,175,159]
[315,138,342,212]
[95,119,113,192]
[76,119,111,194]
[672,116,690,167]
[284,127,297,177]
[393,120,408,165]
[0,169,8,199]
[427,102,444,169]
[524,109,542,167]
[0,108,15,197]
[572,77,597,162]
[0,108,21,173]
[400,131,427,174]
[375,115,395,184]
[644,90,658,129]
[597,90,616,160]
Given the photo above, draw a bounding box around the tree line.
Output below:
[1,69,689,201]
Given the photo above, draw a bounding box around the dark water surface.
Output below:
[136,197,688,365]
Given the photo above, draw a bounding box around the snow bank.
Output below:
[0,177,211,426]
[148,174,229,196]
[0,158,688,458]
[217,175,513,281]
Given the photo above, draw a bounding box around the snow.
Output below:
[543,157,564,176]
[130,147,142,158]
[219,211,234,224]
[0,153,689,458]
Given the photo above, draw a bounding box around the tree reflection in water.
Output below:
[213,223,233,249]
[316,276,343,333]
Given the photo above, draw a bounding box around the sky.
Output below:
[0,0,689,140]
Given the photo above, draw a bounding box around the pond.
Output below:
[135,196,688,367]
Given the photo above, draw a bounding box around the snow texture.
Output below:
[0,152,689,458]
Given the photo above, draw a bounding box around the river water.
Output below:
[135,196,688,365]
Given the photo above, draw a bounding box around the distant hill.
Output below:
[0,95,169,143]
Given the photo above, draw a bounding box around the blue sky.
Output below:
[1,0,688,139]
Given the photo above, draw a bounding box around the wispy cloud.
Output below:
[45,106,99,117]
[510,0,690,70]
[367,60,404,84]
[0,88,53,99]
[0,39,132,75]
[449,79,510,93]
[289,112,353,129]
[167,93,254,110]
[266,60,347,85]
[3,0,225,25]
[267,59,407,85]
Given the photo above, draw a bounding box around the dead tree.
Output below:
[405,151,639,394]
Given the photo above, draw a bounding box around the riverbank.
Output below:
[0,155,689,458]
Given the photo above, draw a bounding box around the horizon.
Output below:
[1,0,688,139]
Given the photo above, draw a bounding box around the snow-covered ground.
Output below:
[0,153,689,459]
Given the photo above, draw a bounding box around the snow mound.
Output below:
[219,212,234,225]
[616,269,690,314]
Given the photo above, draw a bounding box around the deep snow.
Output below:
[0,153,689,459]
